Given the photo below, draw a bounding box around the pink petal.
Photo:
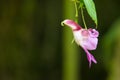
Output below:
[82,47,97,67]
[73,29,98,50]
[81,29,89,36]
[88,29,99,38]
[82,37,98,50]
[62,19,81,31]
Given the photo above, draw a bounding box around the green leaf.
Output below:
[83,0,98,25]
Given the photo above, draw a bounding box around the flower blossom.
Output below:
[62,19,99,67]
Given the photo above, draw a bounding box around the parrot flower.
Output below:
[62,19,99,67]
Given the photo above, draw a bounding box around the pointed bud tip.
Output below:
[61,19,70,26]
[61,21,64,26]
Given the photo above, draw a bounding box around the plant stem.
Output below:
[81,7,87,29]
[62,0,79,80]
[74,0,78,23]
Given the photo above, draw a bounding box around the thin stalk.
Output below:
[81,7,87,29]
[74,0,78,23]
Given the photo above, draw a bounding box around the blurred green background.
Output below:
[0,0,120,80]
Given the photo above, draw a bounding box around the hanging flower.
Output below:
[62,19,99,67]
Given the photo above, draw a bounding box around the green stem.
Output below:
[81,7,87,29]
[62,0,80,80]
[74,0,78,23]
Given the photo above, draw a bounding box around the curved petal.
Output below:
[62,19,81,31]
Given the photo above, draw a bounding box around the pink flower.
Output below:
[62,19,99,67]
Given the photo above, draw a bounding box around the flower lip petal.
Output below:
[83,38,98,50]
[62,19,82,31]
[79,29,98,50]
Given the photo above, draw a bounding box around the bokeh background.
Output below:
[0,0,120,80]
